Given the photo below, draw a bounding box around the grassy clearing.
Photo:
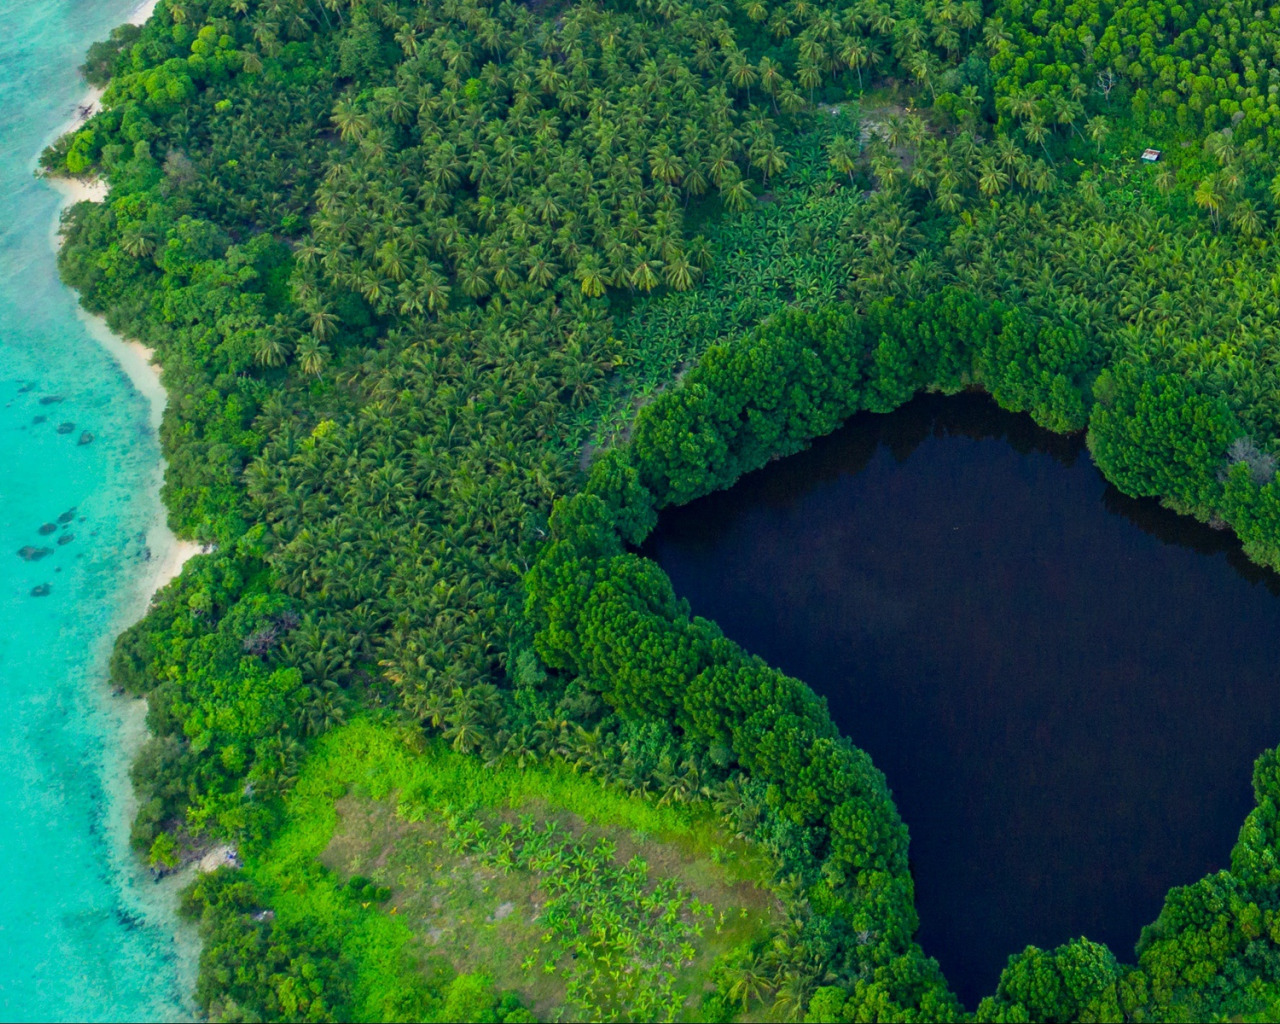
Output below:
[256,719,782,1021]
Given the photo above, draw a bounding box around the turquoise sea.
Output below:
[0,0,191,1019]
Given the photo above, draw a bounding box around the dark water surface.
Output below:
[643,392,1280,1007]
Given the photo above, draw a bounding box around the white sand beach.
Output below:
[47,45,201,606]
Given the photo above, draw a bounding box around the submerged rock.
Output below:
[77,431,94,446]
[56,508,76,524]
[36,523,56,535]
[30,584,51,597]
[31,415,45,425]
[38,395,63,405]
[57,534,74,546]
[17,546,52,561]
[56,422,74,435]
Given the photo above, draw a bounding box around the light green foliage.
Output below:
[245,720,775,1021]
[430,814,723,1021]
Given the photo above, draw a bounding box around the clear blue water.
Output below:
[0,1,191,1018]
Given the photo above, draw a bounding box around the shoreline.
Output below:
[41,0,160,180]
[47,0,203,967]
[45,0,206,1006]
[45,179,201,596]
[46,0,197,597]
[8,0,204,1013]
[43,0,160,155]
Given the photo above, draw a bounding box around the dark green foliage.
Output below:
[1089,360,1237,510]
[112,549,317,849]
[344,876,392,904]
[975,940,1121,1022]
[183,869,353,1022]
[80,24,143,88]
[526,296,1088,1018]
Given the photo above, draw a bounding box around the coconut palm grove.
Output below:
[41,0,1280,1018]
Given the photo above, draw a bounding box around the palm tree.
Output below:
[1023,114,1052,161]
[827,134,858,182]
[1084,115,1110,153]
[120,228,157,258]
[306,305,339,341]
[838,36,869,90]
[575,254,607,298]
[758,56,785,103]
[727,56,758,103]
[1194,175,1225,232]
[648,143,683,186]
[1230,198,1261,236]
[978,155,1009,197]
[796,59,822,104]
[457,262,492,298]
[772,970,814,1021]
[331,98,369,142]
[302,681,346,736]
[934,186,962,213]
[296,336,330,376]
[724,956,770,1011]
[254,330,290,368]
[629,258,662,292]
[420,266,451,312]
[526,250,559,288]
[720,175,754,212]
[752,142,789,182]
[444,704,484,752]
[663,253,696,290]
[907,49,938,99]
[983,15,1011,49]
[1205,131,1237,167]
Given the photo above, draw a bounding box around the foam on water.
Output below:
[0,1,193,1018]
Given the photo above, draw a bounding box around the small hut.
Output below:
[1141,148,1162,162]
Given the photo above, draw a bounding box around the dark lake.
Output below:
[642,392,1280,1007]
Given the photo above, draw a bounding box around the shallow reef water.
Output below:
[0,1,192,1018]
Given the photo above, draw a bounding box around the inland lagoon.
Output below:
[0,0,192,1018]
[645,392,1280,1007]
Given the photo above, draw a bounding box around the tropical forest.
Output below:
[37,0,1280,1017]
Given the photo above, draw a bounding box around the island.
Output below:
[43,0,1280,1019]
